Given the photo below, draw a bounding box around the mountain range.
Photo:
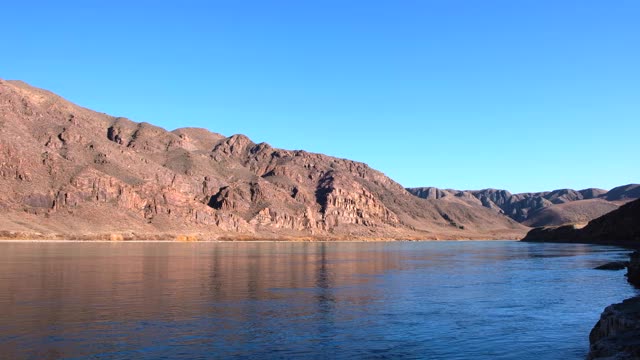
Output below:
[407,185,639,227]
[0,79,527,240]
[1,79,636,240]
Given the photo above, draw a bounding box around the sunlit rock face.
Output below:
[0,79,526,240]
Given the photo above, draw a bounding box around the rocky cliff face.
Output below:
[0,79,527,240]
[588,296,640,360]
[408,185,639,227]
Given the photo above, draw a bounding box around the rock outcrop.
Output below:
[407,186,638,227]
[594,261,629,271]
[588,297,640,360]
[628,252,640,288]
[0,79,527,240]
[588,252,640,360]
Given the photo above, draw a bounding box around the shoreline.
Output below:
[0,238,519,243]
[0,230,526,243]
[522,239,640,251]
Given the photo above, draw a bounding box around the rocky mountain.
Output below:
[605,184,640,202]
[0,79,527,240]
[407,185,639,227]
[521,198,640,246]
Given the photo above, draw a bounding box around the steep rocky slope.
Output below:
[407,185,639,227]
[0,79,526,240]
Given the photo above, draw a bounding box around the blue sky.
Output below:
[3,1,639,193]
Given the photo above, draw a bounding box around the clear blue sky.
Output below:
[3,1,639,193]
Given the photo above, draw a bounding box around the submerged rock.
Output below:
[594,261,629,271]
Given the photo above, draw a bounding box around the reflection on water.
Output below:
[0,241,637,359]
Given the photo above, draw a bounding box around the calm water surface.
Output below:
[0,241,637,359]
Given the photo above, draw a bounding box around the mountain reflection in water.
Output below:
[0,241,637,359]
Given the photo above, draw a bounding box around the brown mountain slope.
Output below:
[522,199,620,227]
[521,198,640,246]
[0,79,526,240]
[407,186,639,227]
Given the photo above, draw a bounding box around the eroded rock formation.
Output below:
[0,79,527,240]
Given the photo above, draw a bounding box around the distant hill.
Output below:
[0,79,526,240]
[407,185,639,227]
[521,198,640,246]
[522,199,619,228]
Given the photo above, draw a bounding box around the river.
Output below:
[0,241,637,359]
